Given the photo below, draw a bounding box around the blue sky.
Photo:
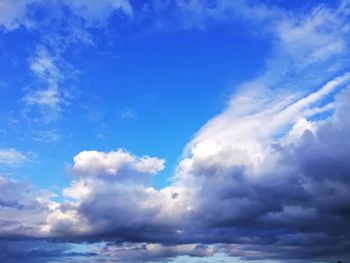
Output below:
[1,0,350,262]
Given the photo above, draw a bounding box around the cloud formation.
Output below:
[0,149,27,166]
[0,176,56,238]
[72,149,165,178]
[0,0,132,31]
[1,0,350,262]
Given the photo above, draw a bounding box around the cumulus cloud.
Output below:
[71,149,165,178]
[48,149,183,240]
[46,72,350,261]
[165,1,350,260]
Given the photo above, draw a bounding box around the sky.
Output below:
[0,0,350,262]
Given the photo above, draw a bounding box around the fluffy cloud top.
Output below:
[71,149,165,178]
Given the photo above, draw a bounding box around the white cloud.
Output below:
[22,47,68,123]
[30,129,62,143]
[0,148,27,166]
[71,149,165,178]
[61,0,133,26]
[0,0,35,31]
[0,0,132,32]
[24,87,62,109]
[29,48,62,83]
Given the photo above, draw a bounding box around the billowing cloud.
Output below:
[44,76,350,261]
[171,79,350,260]
[71,149,165,178]
[48,149,184,240]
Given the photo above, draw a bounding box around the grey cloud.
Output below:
[0,176,55,238]
[0,240,99,263]
[167,86,350,261]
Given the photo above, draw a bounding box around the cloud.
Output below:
[22,46,72,123]
[61,0,133,26]
[0,240,215,263]
[141,0,285,33]
[0,0,35,31]
[0,0,132,32]
[29,129,62,143]
[0,240,98,263]
[71,149,165,178]
[47,149,178,239]
[93,242,214,262]
[1,1,350,262]
[2,0,133,125]
[0,176,57,238]
[165,1,350,260]
[0,148,27,166]
[7,0,133,127]
[119,107,138,119]
[48,70,350,260]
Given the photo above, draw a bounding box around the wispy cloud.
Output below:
[29,129,62,143]
[0,0,132,32]
[23,47,67,123]
[0,148,27,166]
[0,0,35,31]
[118,107,138,119]
[2,0,133,125]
